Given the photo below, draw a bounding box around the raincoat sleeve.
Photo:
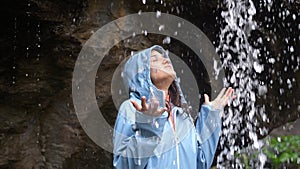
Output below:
[196,104,222,169]
[113,100,168,169]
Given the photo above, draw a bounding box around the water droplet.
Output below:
[137,159,141,165]
[162,36,170,44]
[258,85,267,95]
[159,25,165,31]
[156,11,161,18]
[143,30,148,36]
[122,150,126,156]
[268,58,275,64]
[290,46,294,52]
[138,67,144,73]
[253,61,264,73]
[154,121,159,128]
[287,79,292,89]
[279,88,284,95]
[277,137,281,142]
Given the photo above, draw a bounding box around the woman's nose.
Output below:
[163,58,170,64]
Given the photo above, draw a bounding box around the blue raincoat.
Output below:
[113,45,222,169]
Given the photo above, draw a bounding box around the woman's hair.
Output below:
[168,81,181,107]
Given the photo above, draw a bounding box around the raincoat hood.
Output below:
[122,45,186,108]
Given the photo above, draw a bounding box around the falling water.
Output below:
[12,17,17,85]
[216,0,269,168]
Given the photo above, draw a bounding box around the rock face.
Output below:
[0,0,299,168]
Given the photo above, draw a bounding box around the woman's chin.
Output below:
[169,74,176,81]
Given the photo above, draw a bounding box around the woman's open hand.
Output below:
[130,96,167,117]
[204,87,234,110]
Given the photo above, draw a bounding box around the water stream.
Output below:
[216,0,268,168]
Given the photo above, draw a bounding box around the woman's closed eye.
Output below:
[151,55,158,62]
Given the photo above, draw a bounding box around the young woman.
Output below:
[113,45,233,169]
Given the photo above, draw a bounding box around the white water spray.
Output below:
[216,0,269,168]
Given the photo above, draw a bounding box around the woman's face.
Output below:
[150,50,176,84]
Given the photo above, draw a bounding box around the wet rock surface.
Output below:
[0,0,299,168]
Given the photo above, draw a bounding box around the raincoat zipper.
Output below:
[169,110,180,169]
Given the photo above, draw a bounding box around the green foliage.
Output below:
[263,135,300,167]
[231,135,300,168]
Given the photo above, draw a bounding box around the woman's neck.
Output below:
[163,90,168,97]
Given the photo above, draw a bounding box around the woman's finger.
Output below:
[157,107,168,114]
[130,100,142,111]
[222,88,234,106]
[216,88,226,100]
[141,96,148,111]
[150,100,159,115]
[224,87,233,98]
[204,94,210,105]
[150,97,157,103]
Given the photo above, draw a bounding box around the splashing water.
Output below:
[216,0,269,168]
